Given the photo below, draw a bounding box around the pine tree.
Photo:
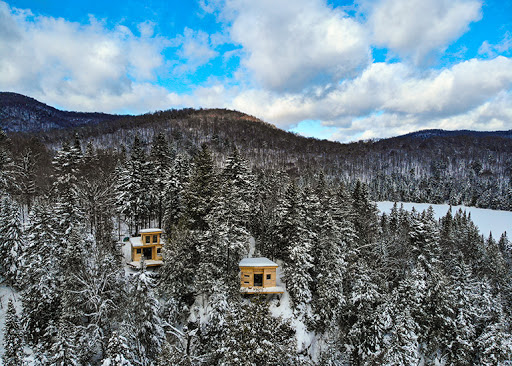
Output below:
[2,299,24,366]
[46,317,80,366]
[20,200,62,345]
[128,269,164,364]
[217,297,297,365]
[52,141,83,239]
[102,331,134,366]
[183,144,217,231]
[311,211,347,333]
[162,153,190,233]
[279,182,313,317]
[149,133,173,228]
[0,195,24,286]
[115,136,150,235]
[351,180,379,247]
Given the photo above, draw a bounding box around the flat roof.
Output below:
[130,237,143,247]
[239,257,278,267]
[139,228,163,234]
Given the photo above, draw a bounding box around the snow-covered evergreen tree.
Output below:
[162,153,190,234]
[21,200,62,345]
[102,331,134,366]
[128,268,165,364]
[115,136,150,235]
[2,299,24,366]
[217,297,297,365]
[149,132,173,228]
[0,195,24,286]
[279,182,313,317]
[46,317,80,366]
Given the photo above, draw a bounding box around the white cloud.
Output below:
[365,0,482,64]
[479,32,512,58]
[0,1,171,113]
[173,27,219,73]
[228,57,512,141]
[222,0,371,92]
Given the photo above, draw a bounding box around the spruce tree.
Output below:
[102,331,134,366]
[149,132,172,228]
[20,200,62,345]
[0,195,24,286]
[183,144,216,231]
[128,268,164,364]
[2,299,24,366]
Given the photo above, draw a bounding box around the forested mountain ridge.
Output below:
[2,92,512,210]
[0,92,124,132]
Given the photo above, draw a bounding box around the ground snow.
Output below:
[377,201,512,238]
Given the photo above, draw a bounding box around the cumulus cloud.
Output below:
[0,1,174,113]
[222,0,371,92]
[229,57,512,140]
[365,0,482,64]
[173,27,219,74]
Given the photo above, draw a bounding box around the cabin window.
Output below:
[266,274,271,280]
[244,274,250,278]
[153,235,158,243]
[136,249,141,254]
[157,248,162,256]
[244,281,249,284]
[145,236,150,244]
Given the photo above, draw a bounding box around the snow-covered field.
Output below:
[377,201,512,238]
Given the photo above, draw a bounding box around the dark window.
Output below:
[244,274,250,278]
[153,235,158,243]
[157,248,162,255]
[143,247,152,260]
[266,274,271,280]
[136,249,141,254]
[145,235,150,244]
[244,281,249,284]
[254,274,263,287]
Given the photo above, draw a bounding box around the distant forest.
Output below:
[2,96,512,212]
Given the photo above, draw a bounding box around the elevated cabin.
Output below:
[239,257,284,294]
[129,228,164,268]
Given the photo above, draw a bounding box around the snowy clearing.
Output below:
[377,201,512,238]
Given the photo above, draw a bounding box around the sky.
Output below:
[0,0,511,142]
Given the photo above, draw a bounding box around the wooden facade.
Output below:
[130,228,164,267]
[239,258,284,294]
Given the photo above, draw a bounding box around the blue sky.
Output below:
[0,0,511,141]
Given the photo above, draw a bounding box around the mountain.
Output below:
[2,92,512,210]
[398,128,512,140]
[0,92,124,132]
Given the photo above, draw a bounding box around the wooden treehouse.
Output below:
[239,258,284,294]
[129,228,164,268]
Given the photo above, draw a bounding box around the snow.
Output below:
[129,237,142,247]
[240,286,284,294]
[377,201,512,238]
[139,228,163,233]
[128,260,163,268]
[239,257,278,267]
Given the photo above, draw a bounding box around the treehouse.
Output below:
[239,257,284,294]
[128,228,164,268]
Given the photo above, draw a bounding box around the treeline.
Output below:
[1,132,512,364]
[6,105,512,212]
